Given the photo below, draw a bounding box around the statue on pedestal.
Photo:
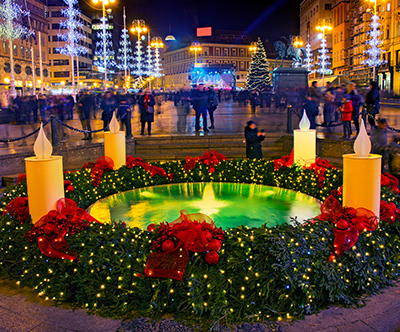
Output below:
[274,35,306,68]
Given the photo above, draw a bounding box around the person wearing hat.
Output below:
[244,121,265,159]
[340,95,353,139]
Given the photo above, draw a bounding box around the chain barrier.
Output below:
[54,118,108,133]
[0,120,50,143]
[291,107,343,128]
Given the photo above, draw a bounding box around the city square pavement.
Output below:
[1,100,400,331]
[1,99,400,158]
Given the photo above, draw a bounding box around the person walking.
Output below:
[340,96,352,139]
[190,84,209,132]
[77,93,93,140]
[365,80,380,128]
[249,90,260,114]
[207,86,218,129]
[176,85,190,133]
[371,118,388,171]
[138,89,155,135]
[322,82,335,129]
[347,82,362,137]
[117,96,131,133]
[100,92,115,129]
[244,120,265,159]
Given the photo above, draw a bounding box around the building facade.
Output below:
[0,0,50,97]
[47,5,92,86]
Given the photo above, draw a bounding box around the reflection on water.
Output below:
[88,183,321,229]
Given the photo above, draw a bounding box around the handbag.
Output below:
[146,105,154,114]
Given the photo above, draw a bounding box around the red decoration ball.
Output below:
[147,223,157,232]
[43,223,55,236]
[335,220,349,230]
[162,239,175,252]
[67,185,74,192]
[210,239,221,251]
[204,231,212,241]
[205,251,219,265]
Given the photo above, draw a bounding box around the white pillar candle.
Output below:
[294,110,316,165]
[25,124,64,223]
[343,119,381,216]
[104,111,126,170]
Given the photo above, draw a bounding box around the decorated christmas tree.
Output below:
[246,38,271,91]
[93,16,116,78]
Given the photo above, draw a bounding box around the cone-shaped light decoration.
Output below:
[109,111,120,133]
[34,123,53,159]
[299,110,311,131]
[354,119,371,157]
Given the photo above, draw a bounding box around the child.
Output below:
[340,96,352,139]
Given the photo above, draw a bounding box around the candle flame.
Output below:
[354,119,371,157]
[34,123,52,159]
[109,111,120,133]
[299,110,311,131]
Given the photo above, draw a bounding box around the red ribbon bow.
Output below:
[83,156,114,187]
[2,197,29,224]
[145,210,224,280]
[183,150,227,173]
[126,155,172,179]
[315,195,378,262]
[381,173,400,194]
[25,198,98,261]
[273,150,294,170]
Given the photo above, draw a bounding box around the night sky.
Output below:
[81,0,300,45]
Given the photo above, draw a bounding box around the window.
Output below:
[52,48,59,54]
[4,63,10,73]
[216,48,220,56]
[325,3,332,10]
[52,23,60,30]
[240,49,245,57]
[13,44,17,56]
[14,64,21,74]
[26,48,29,58]
[51,11,62,17]
[387,3,390,11]
[3,42,7,54]
[42,51,45,61]
[340,31,343,42]
[35,49,38,60]
[20,46,24,58]
[240,61,245,69]
[387,25,390,39]
[42,37,45,46]
[223,48,228,56]
[232,49,237,57]
[25,66,32,75]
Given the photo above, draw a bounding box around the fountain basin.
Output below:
[88,182,321,229]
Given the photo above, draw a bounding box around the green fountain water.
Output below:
[88,182,321,229]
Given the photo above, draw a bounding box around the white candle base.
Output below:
[104,131,126,170]
[25,155,65,223]
[294,129,316,165]
[343,154,381,216]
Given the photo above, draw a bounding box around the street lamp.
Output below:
[131,19,147,82]
[92,0,115,91]
[249,42,257,53]
[190,41,201,66]
[293,36,304,48]
[150,36,164,89]
[316,18,333,88]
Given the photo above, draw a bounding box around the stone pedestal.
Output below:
[272,67,309,100]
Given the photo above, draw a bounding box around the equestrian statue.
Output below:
[274,35,306,68]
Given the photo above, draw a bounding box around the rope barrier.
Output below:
[0,120,50,143]
[54,118,108,133]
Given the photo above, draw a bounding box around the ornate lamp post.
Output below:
[92,0,114,91]
[150,36,164,89]
[316,18,333,88]
[190,41,201,66]
[293,36,304,68]
[249,42,257,53]
[131,19,147,82]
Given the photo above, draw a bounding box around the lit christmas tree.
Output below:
[117,7,134,88]
[151,36,164,88]
[315,37,330,75]
[56,0,88,95]
[246,38,271,91]
[0,0,33,97]
[145,33,153,77]
[133,36,145,78]
[362,12,385,80]
[93,16,116,86]
[303,43,314,73]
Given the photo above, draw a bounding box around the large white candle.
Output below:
[104,111,126,170]
[25,124,64,223]
[294,110,316,165]
[343,119,381,216]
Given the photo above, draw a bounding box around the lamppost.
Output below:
[150,36,164,89]
[190,41,201,66]
[92,0,114,91]
[249,42,257,53]
[293,36,304,67]
[316,18,333,88]
[131,19,147,83]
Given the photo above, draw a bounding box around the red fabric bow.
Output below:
[183,150,227,173]
[306,158,336,189]
[381,173,400,194]
[145,210,224,280]
[83,156,114,186]
[25,198,98,261]
[2,197,29,224]
[315,195,378,262]
[17,173,26,185]
[380,200,400,224]
[126,155,172,179]
[273,150,294,170]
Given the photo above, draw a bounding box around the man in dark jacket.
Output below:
[77,93,93,140]
[190,84,209,132]
[138,89,155,135]
[207,86,218,129]
[244,120,265,159]
[365,80,380,127]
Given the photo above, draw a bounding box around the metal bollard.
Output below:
[286,105,293,134]
[50,115,58,146]
[126,109,133,138]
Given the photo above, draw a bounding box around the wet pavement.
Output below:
[1,99,400,157]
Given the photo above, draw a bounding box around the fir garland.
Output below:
[0,158,399,327]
